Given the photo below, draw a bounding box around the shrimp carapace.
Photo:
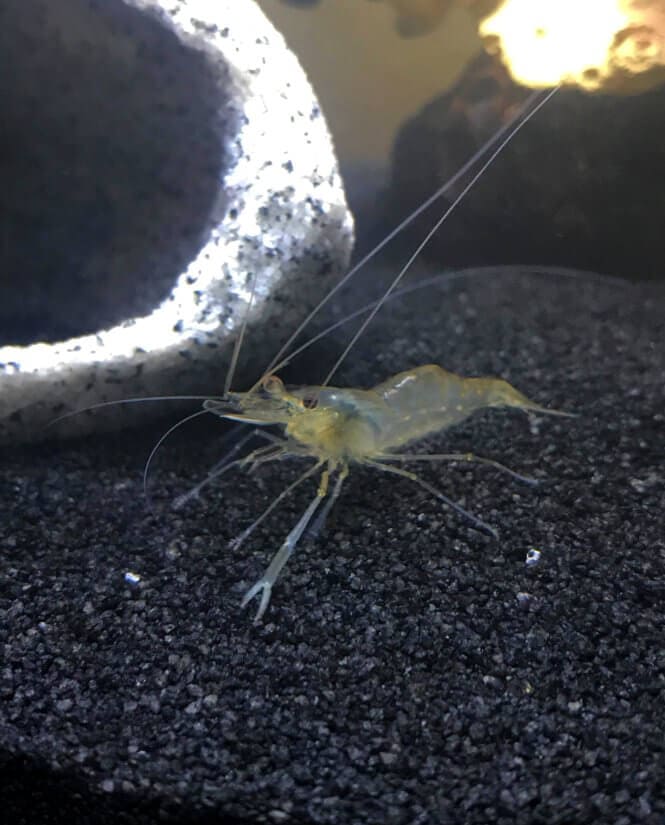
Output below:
[204,365,572,620]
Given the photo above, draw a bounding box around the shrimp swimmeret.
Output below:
[191,84,571,622]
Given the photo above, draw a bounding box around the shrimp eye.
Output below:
[261,375,284,395]
[302,394,318,409]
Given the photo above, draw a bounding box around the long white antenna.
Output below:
[253,87,546,389]
[264,264,625,379]
[322,84,560,387]
[223,265,261,396]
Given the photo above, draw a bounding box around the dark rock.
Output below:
[388,53,665,282]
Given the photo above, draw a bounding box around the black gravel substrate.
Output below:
[1,269,664,824]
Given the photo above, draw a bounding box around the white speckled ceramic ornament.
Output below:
[0,0,353,443]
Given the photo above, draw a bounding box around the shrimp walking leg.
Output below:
[366,460,498,539]
[378,452,539,485]
[229,461,322,551]
[307,466,349,541]
[173,442,286,510]
[242,468,332,622]
[173,428,285,509]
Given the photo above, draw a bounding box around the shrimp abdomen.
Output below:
[372,365,568,451]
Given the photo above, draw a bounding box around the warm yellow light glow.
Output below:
[480,0,629,88]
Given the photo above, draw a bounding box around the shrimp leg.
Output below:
[172,439,287,510]
[307,466,349,541]
[366,460,498,539]
[229,461,322,551]
[378,452,539,485]
[173,428,285,509]
[242,466,331,622]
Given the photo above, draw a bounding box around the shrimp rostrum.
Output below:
[205,365,571,622]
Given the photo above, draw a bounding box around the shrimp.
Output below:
[60,85,568,622]
[206,366,571,621]
[183,83,570,622]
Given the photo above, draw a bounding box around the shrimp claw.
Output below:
[242,467,335,622]
[241,578,274,624]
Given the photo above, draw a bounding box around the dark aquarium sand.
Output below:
[1,270,664,824]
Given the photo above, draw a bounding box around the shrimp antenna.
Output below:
[223,260,262,396]
[267,263,627,377]
[142,407,212,505]
[49,395,224,426]
[255,86,547,389]
[322,84,561,387]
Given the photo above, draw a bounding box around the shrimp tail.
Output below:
[483,378,576,418]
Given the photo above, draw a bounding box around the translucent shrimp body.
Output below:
[206,366,570,620]
[225,366,562,458]
[325,364,565,455]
